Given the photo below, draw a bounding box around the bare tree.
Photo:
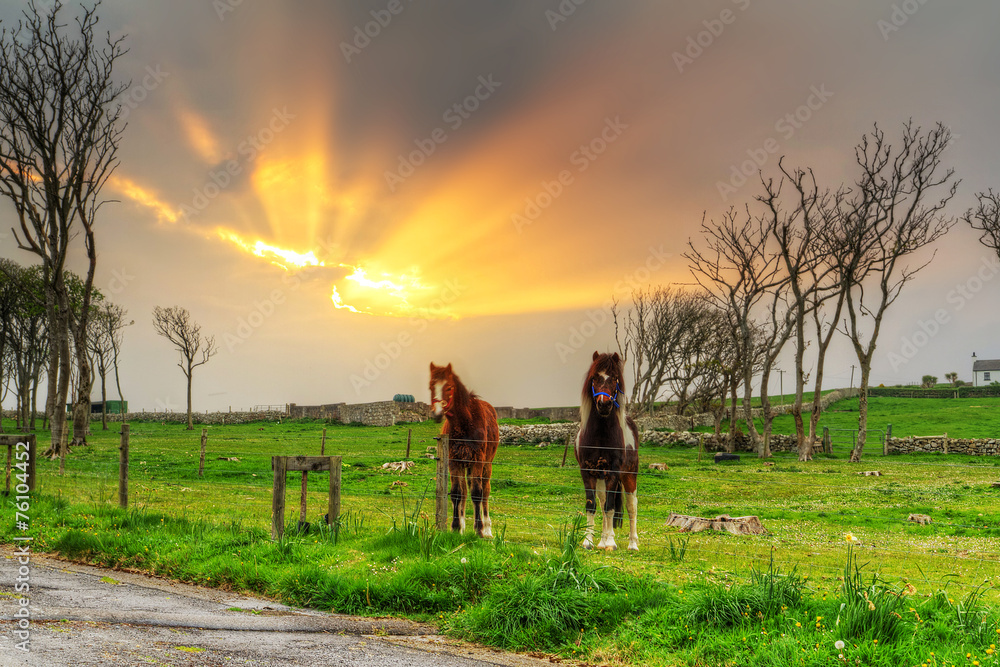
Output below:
[87,301,131,430]
[834,121,958,462]
[666,300,729,417]
[2,262,48,431]
[0,1,128,454]
[685,208,789,457]
[964,189,1000,254]
[0,260,21,432]
[152,306,217,430]
[614,287,715,416]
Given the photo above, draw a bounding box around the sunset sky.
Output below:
[1,1,999,413]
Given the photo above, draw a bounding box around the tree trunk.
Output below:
[186,366,194,430]
[850,364,872,462]
[45,284,73,458]
[30,372,40,431]
[726,379,738,453]
[100,369,108,431]
[792,321,807,459]
[742,380,765,458]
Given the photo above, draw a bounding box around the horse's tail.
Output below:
[613,488,623,529]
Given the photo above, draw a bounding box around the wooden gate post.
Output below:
[272,456,288,539]
[198,428,208,477]
[119,425,130,509]
[272,455,341,540]
[822,427,831,454]
[435,435,449,531]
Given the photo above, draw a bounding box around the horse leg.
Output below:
[479,462,493,539]
[625,490,638,551]
[623,471,638,551]
[597,479,617,551]
[470,463,486,538]
[582,476,598,550]
[449,462,467,532]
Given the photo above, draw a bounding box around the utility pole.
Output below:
[776,369,784,405]
[850,364,856,390]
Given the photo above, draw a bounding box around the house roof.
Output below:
[973,359,1000,372]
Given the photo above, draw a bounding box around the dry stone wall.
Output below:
[886,436,1000,456]
[287,401,430,426]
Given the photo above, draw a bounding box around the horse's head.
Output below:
[586,351,624,418]
[429,362,455,422]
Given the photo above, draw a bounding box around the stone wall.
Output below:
[494,406,579,422]
[498,423,803,452]
[632,388,859,431]
[81,410,288,426]
[499,422,580,444]
[286,401,430,426]
[886,436,1000,456]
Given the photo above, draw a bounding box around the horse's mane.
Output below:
[580,352,628,436]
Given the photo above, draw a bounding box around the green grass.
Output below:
[3,404,1000,666]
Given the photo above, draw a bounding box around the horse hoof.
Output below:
[628,544,639,552]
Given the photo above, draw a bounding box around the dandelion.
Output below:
[795,622,802,628]
[460,557,467,564]
[835,640,845,650]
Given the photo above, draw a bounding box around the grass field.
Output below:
[4,396,1000,665]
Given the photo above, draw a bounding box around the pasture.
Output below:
[4,397,1000,666]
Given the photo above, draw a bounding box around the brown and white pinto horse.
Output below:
[429,362,499,538]
[574,351,639,551]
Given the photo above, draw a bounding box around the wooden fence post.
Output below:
[405,429,412,459]
[199,428,207,477]
[435,435,449,531]
[329,455,342,528]
[320,428,327,455]
[561,434,571,467]
[299,471,309,525]
[943,432,949,455]
[822,427,831,454]
[272,456,287,540]
[119,424,130,509]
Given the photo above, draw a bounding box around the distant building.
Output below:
[972,358,1000,386]
[65,400,128,414]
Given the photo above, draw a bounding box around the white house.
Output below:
[972,357,1000,386]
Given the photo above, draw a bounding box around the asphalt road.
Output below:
[0,548,564,667]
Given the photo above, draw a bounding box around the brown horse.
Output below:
[429,362,499,538]
[574,351,639,551]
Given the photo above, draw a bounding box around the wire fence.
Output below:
[20,425,1000,597]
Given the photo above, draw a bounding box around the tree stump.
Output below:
[666,513,767,535]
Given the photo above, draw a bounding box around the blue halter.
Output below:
[592,381,621,409]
